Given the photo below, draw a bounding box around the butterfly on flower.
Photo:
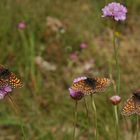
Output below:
[70,77,111,96]
[121,89,140,116]
[0,65,23,89]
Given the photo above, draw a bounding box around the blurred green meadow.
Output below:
[0,0,140,140]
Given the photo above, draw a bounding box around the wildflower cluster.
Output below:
[102,2,127,21]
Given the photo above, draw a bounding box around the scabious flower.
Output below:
[102,2,127,21]
[69,88,84,100]
[69,77,87,100]
[80,43,87,49]
[17,21,26,29]
[0,84,12,99]
[109,95,121,105]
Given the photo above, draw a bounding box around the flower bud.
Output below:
[109,95,121,105]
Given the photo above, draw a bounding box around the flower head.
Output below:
[80,43,87,49]
[69,52,78,62]
[18,22,26,29]
[69,88,84,100]
[68,76,88,100]
[102,2,127,21]
[110,95,121,105]
[0,84,12,99]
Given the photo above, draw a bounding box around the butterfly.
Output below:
[71,77,111,95]
[0,65,23,88]
[121,89,140,116]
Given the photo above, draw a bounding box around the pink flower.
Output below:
[110,95,121,105]
[68,76,88,100]
[17,22,26,29]
[102,2,127,21]
[0,84,12,99]
[69,52,78,61]
[80,43,87,49]
[69,88,84,100]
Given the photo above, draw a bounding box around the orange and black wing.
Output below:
[0,65,23,88]
[71,79,94,95]
[71,77,111,95]
[134,92,140,115]
[93,78,111,93]
[121,96,136,116]
[135,100,140,115]
[8,72,23,88]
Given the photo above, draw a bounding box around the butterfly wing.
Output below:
[135,102,140,115]
[134,97,140,115]
[121,96,136,116]
[94,78,111,92]
[71,80,93,95]
[0,65,10,87]
[8,72,23,88]
[71,77,111,95]
[0,65,23,88]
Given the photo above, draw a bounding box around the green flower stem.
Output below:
[84,97,90,123]
[19,30,36,81]
[113,22,120,140]
[114,105,119,140]
[73,101,78,140]
[136,115,139,140]
[91,94,98,140]
[29,32,35,78]
[84,97,90,138]
[113,26,120,95]
[19,30,30,80]
[8,95,26,140]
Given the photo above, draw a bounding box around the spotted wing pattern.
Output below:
[134,92,140,115]
[71,77,111,95]
[135,100,140,115]
[8,72,23,88]
[121,96,136,116]
[0,65,23,88]
[93,78,111,92]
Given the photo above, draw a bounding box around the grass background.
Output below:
[0,0,140,139]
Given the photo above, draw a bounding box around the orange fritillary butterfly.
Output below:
[121,89,140,116]
[0,65,23,88]
[71,77,111,95]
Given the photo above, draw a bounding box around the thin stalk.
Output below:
[73,101,78,140]
[136,115,139,140]
[114,105,119,140]
[84,97,90,124]
[84,97,90,139]
[28,32,36,91]
[29,32,35,78]
[112,23,120,140]
[8,95,26,140]
[113,25,120,95]
[91,94,98,140]
[19,30,30,80]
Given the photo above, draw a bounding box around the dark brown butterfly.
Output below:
[0,65,23,88]
[121,89,140,116]
[71,77,111,95]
